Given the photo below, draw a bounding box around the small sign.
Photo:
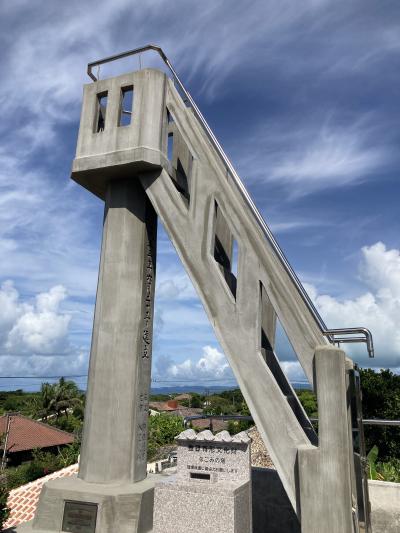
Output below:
[62,501,98,533]
[176,429,251,485]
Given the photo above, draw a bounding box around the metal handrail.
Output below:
[362,419,400,427]
[184,414,400,428]
[87,44,374,358]
[323,328,374,359]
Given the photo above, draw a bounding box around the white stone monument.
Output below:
[153,429,252,533]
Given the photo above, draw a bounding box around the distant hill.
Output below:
[150,385,236,395]
[150,382,311,395]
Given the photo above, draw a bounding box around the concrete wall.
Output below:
[252,467,300,533]
[369,480,400,533]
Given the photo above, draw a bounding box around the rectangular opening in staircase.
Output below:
[167,109,174,160]
[165,108,192,207]
[119,85,134,126]
[259,282,317,444]
[213,201,237,299]
[173,158,191,206]
[94,91,108,133]
[232,239,239,279]
[167,133,174,161]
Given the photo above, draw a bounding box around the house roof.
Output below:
[149,401,177,412]
[0,414,75,453]
[173,393,192,401]
[149,401,203,417]
[4,463,79,528]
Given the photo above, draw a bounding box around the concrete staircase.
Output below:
[72,65,368,533]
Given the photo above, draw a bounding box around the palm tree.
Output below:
[34,383,56,421]
[34,379,82,421]
[52,378,82,419]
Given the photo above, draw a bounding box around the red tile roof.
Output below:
[149,402,203,417]
[0,414,75,453]
[4,463,79,528]
[149,401,177,411]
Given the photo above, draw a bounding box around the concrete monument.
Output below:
[153,429,252,533]
[16,43,371,532]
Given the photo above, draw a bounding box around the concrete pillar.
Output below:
[298,345,354,533]
[79,178,157,484]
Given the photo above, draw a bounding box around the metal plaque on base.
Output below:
[62,500,98,533]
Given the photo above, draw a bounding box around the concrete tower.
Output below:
[19,48,370,532]
[21,69,169,533]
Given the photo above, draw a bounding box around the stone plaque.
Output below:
[176,429,251,484]
[62,500,98,533]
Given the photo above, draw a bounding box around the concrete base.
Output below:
[16,475,156,533]
[252,467,300,533]
[153,476,251,533]
[369,480,400,533]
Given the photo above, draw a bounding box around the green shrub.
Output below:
[6,462,45,490]
[367,445,400,483]
[147,414,184,461]
[5,444,80,490]
[48,414,82,435]
[0,479,10,530]
[227,420,252,434]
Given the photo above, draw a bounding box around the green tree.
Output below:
[296,390,318,418]
[203,395,232,415]
[52,378,82,419]
[190,393,203,408]
[147,414,184,460]
[34,378,83,421]
[360,369,400,461]
[178,393,204,408]
[216,389,251,415]
[34,383,56,421]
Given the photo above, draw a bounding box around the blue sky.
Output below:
[0,0,399,391]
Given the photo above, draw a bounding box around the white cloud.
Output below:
[280,361,308,383]
[0,281,28,343]
[0,283,71,356]
[306,242,400,367]
[156,270,197,302]
[154,345,234,383]
[360,242,400,299]
[6,286,71,355]
[0,282,90,383]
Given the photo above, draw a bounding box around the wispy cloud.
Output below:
[237,114,392,197]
